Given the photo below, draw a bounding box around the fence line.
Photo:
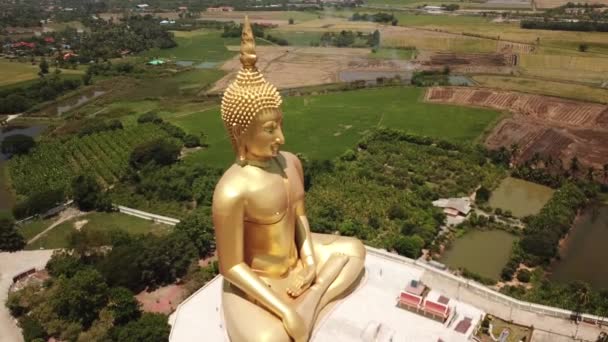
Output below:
[116,205,181,226]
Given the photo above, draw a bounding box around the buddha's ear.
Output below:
[231,124,247,166]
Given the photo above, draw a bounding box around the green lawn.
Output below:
[17,218,55,241]
[369,48,416,60]
[26,212,172,250]
[168,87,501,168]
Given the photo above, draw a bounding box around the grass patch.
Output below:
[168,87,501,168]
[26,212,172,249]
[0,60,83,87]
[369,48,416,59]
[472,75,608,104]
[26,220,74,250]
[17,218,54,241]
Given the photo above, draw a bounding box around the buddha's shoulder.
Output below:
[278,151,302,170]
[213,164,249,199]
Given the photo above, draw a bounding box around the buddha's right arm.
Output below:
[223,263,292,318]
[212,184,291,319]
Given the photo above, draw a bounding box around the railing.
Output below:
[116,205,181,226]
[365,246,608,327]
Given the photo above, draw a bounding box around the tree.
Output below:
[111,313,170,342]
[288,18,294,24]
[183,134,200,148]
[1,134,35,156]
[175,209,215,257]
[137,112,162,124]
[51,269,109,328]
[129,139,180,169]
[107,287,141,326]
[579,43,589,52]
[72,174,111,211]
[39,58,49,75]
[393,235,425,258]
[46,250,86,278]
[138,232,197,288]
[0,212,25,252]
[19,316,48,342]
[476,186,490,203]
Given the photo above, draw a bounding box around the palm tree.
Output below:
[603,163,608,182]
[570,157,580,177]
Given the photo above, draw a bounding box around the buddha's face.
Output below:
[241,107,285,160]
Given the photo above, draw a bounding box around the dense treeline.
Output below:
[521,20,608,32]
[305,128,504,258]
[519,183,588,265]
[351,12,398,25]
[0,73,81,114]
[317,30,380,48]
[76,16,176,61]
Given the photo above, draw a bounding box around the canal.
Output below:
[439,230,518,281]
[550,204,608,290]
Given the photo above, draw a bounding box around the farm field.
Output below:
[8,124,169,197]
[210,46,410,92]
[141,29,266,62]
[534,0,608,8]
[25,212,171,250]
[389,13,608,54]
[472,75,608,104]
[425,86,608,172]
[0,60,84,87]
[518,54,608,85]
[167,87,501,168]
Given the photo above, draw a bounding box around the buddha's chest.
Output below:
[244,165,304,224]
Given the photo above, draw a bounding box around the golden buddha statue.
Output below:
[212,17,366,342]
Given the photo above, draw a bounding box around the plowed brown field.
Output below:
[425,87,608,177]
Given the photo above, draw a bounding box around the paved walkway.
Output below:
[0,250,53,342]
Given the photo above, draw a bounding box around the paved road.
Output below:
[0,250,53,342]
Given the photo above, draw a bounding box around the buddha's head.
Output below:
[221,17,284,164]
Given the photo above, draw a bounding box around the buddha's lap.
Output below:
[222,234,365,338]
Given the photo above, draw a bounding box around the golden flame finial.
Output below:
[240,16,257,70]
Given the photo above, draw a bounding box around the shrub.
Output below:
[183,134,200,148]
[129,139,181,169]
[517,269,531,283]
[1,134,35,156]
[137,112,162,124]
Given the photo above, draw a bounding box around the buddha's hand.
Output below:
[282,308,309,342]
[287,266,316,298]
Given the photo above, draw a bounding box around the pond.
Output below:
[0,124,46,211]
[550,204,608,290]
[439,230,518,280]
[338,70,412,84]
[489,177,554,217]
[55,90,106,116]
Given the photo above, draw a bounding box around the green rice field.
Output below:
[165,87,501,168]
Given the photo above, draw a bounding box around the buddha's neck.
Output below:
[239,155,273,169]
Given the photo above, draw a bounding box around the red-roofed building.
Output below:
[12,41,36,49]
[398,291,422,310]
[423,299,450,322]
[63,52,78,60]
[44,37,55,43]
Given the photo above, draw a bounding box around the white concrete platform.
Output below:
[169,249,484,342]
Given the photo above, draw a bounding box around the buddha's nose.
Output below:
[275,128,285,145]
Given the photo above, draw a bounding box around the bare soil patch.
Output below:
[209,46,412,92]
[425,87,608,174]
[136,284,186,314]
